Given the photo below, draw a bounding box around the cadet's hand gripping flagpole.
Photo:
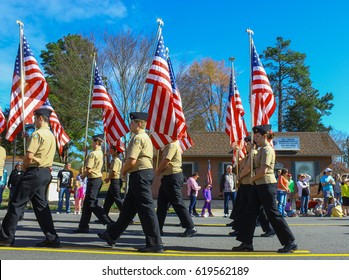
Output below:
[83,53,96,165]
[16,20,26,151]
[247,28,254,177]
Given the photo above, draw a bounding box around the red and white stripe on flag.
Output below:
[146,35,178,143]
[225,68,248,157]
[251,40,276,126]
[6,35,49,142]
[0,108,5,133]
[92,65,129,145]
[40,100,70,155]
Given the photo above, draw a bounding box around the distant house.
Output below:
[152,131,342,199]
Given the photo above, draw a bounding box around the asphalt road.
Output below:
[1,203,349,260]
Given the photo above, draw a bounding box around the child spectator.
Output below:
[201,184,214,217]
[285,199,297,217]
[74,180,84,215]
[313,198,326,217]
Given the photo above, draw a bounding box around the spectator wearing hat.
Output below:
[98,112,163,253]
[233,124,297,253]
[156,140,197,237]
[320,168,335,210]
[102,143,124,214]
[73,134,113,233]
[0,108,60,247]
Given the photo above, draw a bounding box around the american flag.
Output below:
[206,160,213,185]
[0,107,5,133]
[6,34,49,142]
[251,40,276,126]
[151,131,193,153]
[91,65,129,145]
[40,99,70,155]
[167,56,187,138]
[225,67,248,164]
[146,35,178,143]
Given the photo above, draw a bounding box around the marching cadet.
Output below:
[0,108,60,247]
[156,140,197,237]
[102,143,124,214]
[73,134,112,233]
[98,112,163,253]
[233,124,297,253]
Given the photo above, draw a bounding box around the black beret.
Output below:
[244,135,251,142]
[252,124,272,135]
[130,112,148,121]
[92,134,104,141]
[34,108,52,118]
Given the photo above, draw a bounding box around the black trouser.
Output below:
[231,184,253,230]
[108,169,162,247]
[103,179,123,213]
[0,167,57,242]
[157,172,194,230]
[258,206,273,233]
[79,178,111,229]
[237,183,295,246]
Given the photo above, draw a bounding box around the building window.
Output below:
[182,162,194,182]
[294,161,316,183]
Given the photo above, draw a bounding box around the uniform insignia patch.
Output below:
[32,133,39,139]
[134,139,140,145]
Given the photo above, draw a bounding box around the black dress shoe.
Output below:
[94,219,103,224]
[179,227,197,237]
[232,243,254,252]
[0,239,14,247]
[36,237,61,248]
[261,230,275,237]
[72,228,89,233]
[97,232,117,246]
[138,245,164,253]
[229,230,239,237]
[277,241,297,253]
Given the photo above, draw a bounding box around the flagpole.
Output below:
[16,20,26,150]
[138,18,164,111]
[229,56,240,179]
[247,28,254,177]
[83,53,96,164]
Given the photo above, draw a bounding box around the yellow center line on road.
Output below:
[3,246,348,258]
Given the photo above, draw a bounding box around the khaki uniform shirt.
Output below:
[254,144,277,185]
[127,129,153,173]
[27,123,56,168]
[0,146,6,177]
[86,146,103,178]
[239,150,258,185]
[109,156,121,179]
[161,141,182,176]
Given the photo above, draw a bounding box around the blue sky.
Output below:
[1,0,348,134]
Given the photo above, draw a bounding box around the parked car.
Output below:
[295,199,318,210]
